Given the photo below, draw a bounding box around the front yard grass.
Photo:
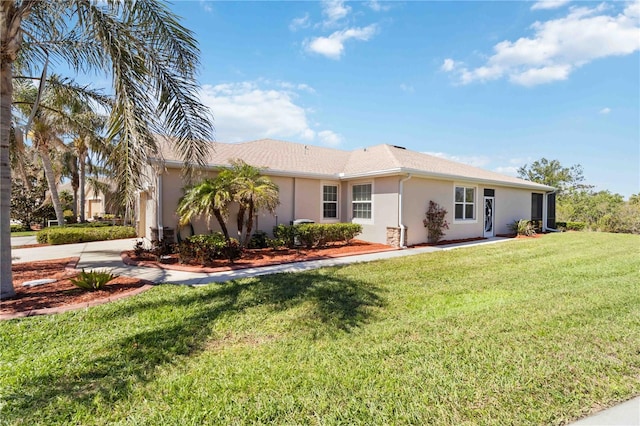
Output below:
[0,232,638,424]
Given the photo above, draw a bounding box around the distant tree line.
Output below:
[518,158,639,234]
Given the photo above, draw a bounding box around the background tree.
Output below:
[1,1,214,298]
[517,158,591,196]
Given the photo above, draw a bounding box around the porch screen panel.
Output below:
[547,192,556,229]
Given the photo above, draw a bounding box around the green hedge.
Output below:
[556,221,587,231]
[273,223,362,249]
[177,233,241,264]
[37,226,137,245]
[11,224,26,232]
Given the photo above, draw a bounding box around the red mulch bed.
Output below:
[2,258,151,316]
[123,240,397,273]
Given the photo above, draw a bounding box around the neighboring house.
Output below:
[137,137,556,247]
[58,181,109,220]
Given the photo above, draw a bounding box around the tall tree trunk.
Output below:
[1,0,36,297]
[79,152,86,222]
[213,208,230,243]
[236,204,246,241]
[70,155,79,221]
[38,143,65,225]
[243,201,255,248]
[0,55,15,298]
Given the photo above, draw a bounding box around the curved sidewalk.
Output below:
[11,237,508,286]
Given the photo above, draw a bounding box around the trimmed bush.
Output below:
[248,230,269,249]
[37,226,137,245]
[508,219,536,237]
[273,223,362,249]
[10,224,26,232]
[556,221,587,232]
[273,224,297,248]
[177,233,241,265]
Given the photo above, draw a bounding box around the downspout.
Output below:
[543,189,560,232]
[399,174,412,248]
[292,177,296,222]
[157,173,164,241]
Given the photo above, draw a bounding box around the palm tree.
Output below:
[13,76,111,227]
[227,160,280,248]
[176,176,233,242]
[1,1,214,298]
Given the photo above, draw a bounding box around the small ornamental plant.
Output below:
[423,201,450,244]
[70,269,116,291]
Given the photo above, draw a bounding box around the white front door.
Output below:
[483,197,495,238]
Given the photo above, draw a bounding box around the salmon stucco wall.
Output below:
[346,176,399,245]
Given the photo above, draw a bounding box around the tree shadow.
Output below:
[2,268,385,422]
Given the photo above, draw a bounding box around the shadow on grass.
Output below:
[2,269,385,422]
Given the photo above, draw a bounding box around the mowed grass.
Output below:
[1,232,638,425]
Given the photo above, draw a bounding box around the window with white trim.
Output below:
[455,186,476,220]
[352,183,372,220]
[322,184,338,219]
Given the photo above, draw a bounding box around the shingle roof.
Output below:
[154,136,553,191]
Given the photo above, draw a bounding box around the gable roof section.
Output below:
[154,136,553,191]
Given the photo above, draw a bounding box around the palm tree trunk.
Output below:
[213,208,231,243]
[38,144,65,225]
[243,201,255,248]
[236,204,246,241]
[79,152,86,222]
[71,163,79,221]
[0,55,15,298]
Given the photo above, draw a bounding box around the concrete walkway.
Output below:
[570,396,639,425]
[11,236,509,285]
[9,236,639,424]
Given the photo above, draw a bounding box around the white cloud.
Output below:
[400,83,414,93]
[599,107,612,114]
[322,0,351,27]
[199,81,342,146]
[424,152,491,168]
[493,166,520,176]
[199,0,213,13]
[305,25,377,59]
[318,130,343,146]
[531,0,571,11]
[444,3,640,86]
[441,58,457,72]
[368,0,392,12]
[289,13,310,32]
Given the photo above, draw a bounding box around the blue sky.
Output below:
[131,1,640,197]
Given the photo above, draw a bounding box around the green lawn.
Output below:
[1,232,638,425]
[9,230,37,237]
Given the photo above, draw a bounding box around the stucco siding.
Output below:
[344,176,399,244]
[493,187,533,235]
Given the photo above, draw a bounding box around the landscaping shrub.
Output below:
[508,219,536,237]
[70,269,115,291]
[248,230,269,249]
[556,221,587,232]
[177,233,241,264]
[150,238,177,259]
[63,210,77,224]
[273,223,362,248]
[67,221,114,228]
[423,200,449,243]
[10,224,26,232]
[36,226,137,245]
[273,224,297,248]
